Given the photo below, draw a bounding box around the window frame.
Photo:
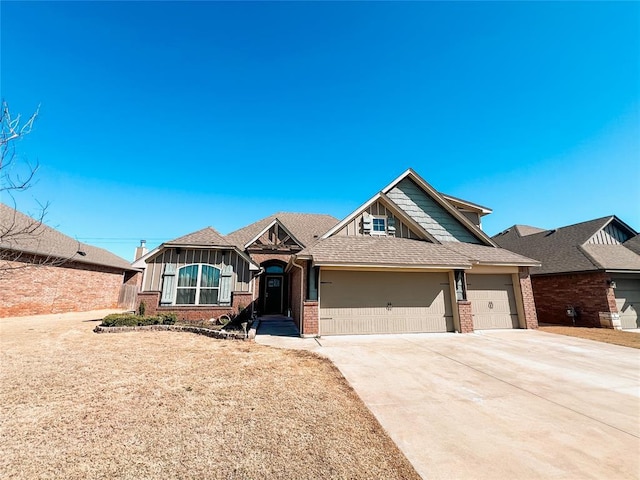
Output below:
[370,216,387,236]
[175,263,221,305]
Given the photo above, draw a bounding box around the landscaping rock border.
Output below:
[93,324,249,341]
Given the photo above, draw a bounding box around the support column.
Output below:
[518,267,538,329]
[457,300,473,333]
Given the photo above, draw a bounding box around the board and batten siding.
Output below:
[587,223,631,245]
[387,178,481,244]
[333,200,422,239]
[143,248,251,292]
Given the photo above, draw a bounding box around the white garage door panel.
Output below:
[613,277,640,329]
[467,274,519,330]
[319,271,454,335]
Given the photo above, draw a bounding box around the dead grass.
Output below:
[539,326,640,349]
[0,314,420,480]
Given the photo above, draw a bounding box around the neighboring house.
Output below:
[493,216,640,329]
[0,203,139,317]
[134,169,540,335]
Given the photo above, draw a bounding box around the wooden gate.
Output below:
[118,284,138,311]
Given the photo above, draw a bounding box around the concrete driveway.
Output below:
[313,330,640,479]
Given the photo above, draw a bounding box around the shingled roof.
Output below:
[164,227,233,248]
[624,234,640,256]
[298,236,538,268]
[0,203,135,271]
[226,212,339,249]
[493,216,640,275]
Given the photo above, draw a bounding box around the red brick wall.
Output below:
[531,271,614,327]
[457,300,473,333]
[303,301,318,336]
[518,267,538,329]
[0,258,126,317]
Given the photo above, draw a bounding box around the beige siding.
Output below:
[143,248,251,292]
[467,274,519,329]
[613,277,640,329]
[332,200,422,239]
[319,270,454,335]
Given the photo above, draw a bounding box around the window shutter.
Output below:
[219,264,233,306]
[362,212,372,234]
[160,263,177,305]
[387,217,396,236]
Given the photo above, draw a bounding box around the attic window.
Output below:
[363,214,396,236]
[372,217,386,234]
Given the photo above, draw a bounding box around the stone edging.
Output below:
[93,324,249,341]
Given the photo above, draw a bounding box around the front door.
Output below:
[264,275,283,314]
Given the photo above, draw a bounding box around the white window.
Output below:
[371,216,387,235]
[176,264,220,305]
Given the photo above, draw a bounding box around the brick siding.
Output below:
[457,300,473,333]
[518,267,538,329]
[303,301,318,335]
[531,271,615,327]
[0,257,127,317]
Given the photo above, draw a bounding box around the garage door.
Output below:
[319,270,454,335]
[467,274,519,330]
[613,277,640,329]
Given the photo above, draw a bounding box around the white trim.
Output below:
[370,215,387,236]
[174,263,222,306]
[441,194,493,215]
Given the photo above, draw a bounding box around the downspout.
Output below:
[252,267,265,318]
[290,259,304,335]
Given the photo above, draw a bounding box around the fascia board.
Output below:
[314,262,471,270]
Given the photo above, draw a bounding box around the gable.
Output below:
[386,178,483,244]
[331,199,424,239]
[245,220,303,252]
[586,220,633,245]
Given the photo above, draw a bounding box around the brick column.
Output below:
[303,301,318,336]
[457,300,473,333]
[137,291,161,315]
[518,267,538,329]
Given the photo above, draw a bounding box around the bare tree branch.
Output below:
[0,100,59,273]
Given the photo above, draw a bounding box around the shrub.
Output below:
[101,313,177,327]
[138,301,146,316]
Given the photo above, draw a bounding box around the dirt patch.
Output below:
[0,313,419,480]
[539,326,640,349]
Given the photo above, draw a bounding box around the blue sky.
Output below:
[2,1,638,260]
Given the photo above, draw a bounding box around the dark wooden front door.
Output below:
[264,275,283,314]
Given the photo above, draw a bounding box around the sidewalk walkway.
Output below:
[254,315,319,351]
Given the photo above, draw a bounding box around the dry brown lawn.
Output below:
[0,312,419,480]
[539,326,640,349]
